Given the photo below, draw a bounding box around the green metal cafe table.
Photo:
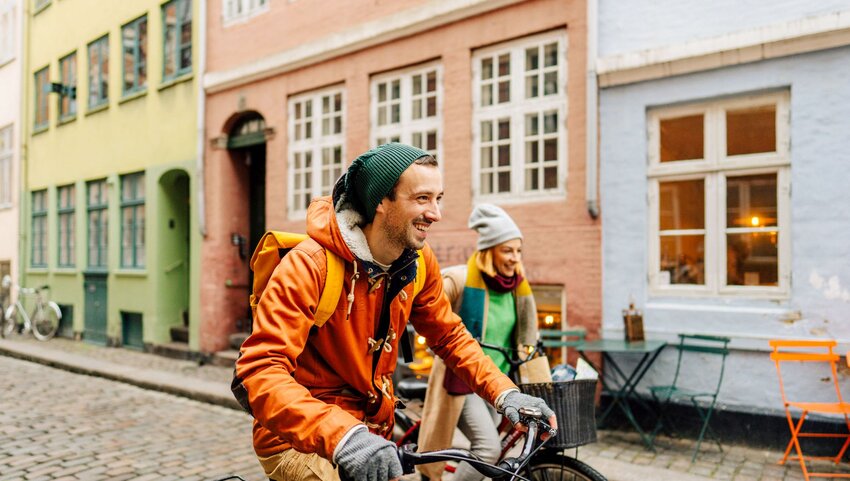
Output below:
[577,338,667,450]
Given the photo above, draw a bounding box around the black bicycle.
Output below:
[394,340,607,481]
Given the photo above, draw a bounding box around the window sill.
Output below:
[86,102,109,116]
[473,189,567,206]
[57,115,77,127]
[648,286,789,301]
[26,267,49,274]
[158,72,193,91]
[115,269,147,278]
[32,125,49,136]
[54,268,78,275]
[119,89,147,105]
[0,57,15,69]
[0,202,12,210]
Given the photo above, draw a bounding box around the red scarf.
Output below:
[481,271,522,293]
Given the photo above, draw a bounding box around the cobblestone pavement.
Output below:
[4,336,850,480]
[0,355,265,481]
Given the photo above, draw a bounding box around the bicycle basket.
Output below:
[519,379,598,449]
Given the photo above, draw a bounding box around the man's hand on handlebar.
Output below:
[336,429,403,481]
[499,391,558,441]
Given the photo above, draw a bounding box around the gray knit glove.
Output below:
[499,391,556,426]
[336,429,403,481]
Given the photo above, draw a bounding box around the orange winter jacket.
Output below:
[233,196,516,461]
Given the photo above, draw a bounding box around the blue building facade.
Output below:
[598,0,850,416]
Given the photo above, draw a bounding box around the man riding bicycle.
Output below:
[233,143,556,481]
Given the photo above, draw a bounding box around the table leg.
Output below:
[579,347,665,451]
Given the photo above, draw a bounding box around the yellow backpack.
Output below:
[249,231,426,327]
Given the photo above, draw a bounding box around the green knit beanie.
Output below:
[341,143,430,222]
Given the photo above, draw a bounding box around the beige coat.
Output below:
[416,265,538,480]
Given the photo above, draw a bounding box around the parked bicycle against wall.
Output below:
[1,275,62,341]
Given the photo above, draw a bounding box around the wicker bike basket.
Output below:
[519,379,598,449]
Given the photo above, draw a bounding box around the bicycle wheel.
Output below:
[2,305,18,338]
[524,451,607,481]
[30,302,60,341]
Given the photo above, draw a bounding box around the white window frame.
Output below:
[287,85,345,219]
[370,61,443,162]
[647,91,791,299]
[0,1,15,65]
[471,30,568,204]
[0,124,11,208]
[222,0,269,26]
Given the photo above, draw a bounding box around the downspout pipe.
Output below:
[585,0,600,219]
[18,0,31,287]
[195,0,207,237]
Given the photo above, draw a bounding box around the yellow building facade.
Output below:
[22,0,202,352]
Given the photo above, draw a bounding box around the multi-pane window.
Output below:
[120,172,145,268]
[222,0,268,24]
[162,0,192,80]
[58,52,77,120]
[121,15,147,95]
[57,184,75,267]
[34,67,49,130]
[371,62,441,158]
[472,31,567,200]
[288,87,345,216]
[648,92,790,296]
[31,190,47,267]
[88,35,109,109]
[0,125,11,207]
[0,2,15,65]
[87,179,108,269]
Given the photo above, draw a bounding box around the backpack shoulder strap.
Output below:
[315,249,344,327]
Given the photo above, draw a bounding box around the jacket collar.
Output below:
[335,207,418,281]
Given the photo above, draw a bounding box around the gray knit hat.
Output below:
[337,143,430,222]
[468,203,523,251]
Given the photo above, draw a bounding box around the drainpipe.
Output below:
[195,0,207,237]
[18,0,31,287]
[585,0,599,219]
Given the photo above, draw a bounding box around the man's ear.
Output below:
[374,199,387,216]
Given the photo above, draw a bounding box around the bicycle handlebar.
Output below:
[397,407,556,480]
[478,338,544,380]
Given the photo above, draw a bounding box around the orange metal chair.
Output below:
[769,339,850,480]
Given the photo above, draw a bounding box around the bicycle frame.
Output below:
[399,407,553,480]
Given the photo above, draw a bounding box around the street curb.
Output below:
[0,338,242,411]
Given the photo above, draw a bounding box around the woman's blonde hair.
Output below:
[475,246,524,279]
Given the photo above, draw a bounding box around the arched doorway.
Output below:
[226,112,267,343]
[158,169,191,348]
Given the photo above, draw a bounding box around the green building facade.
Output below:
[21,0,202,351]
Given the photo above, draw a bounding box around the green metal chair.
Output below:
[649,333,731,462]
[539,327,587,348]
[538,328,586,365]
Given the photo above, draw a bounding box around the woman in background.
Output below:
[417,203,539,481]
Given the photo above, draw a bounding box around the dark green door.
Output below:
[84,273,108,345]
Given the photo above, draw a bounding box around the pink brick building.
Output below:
[200,0,599,357]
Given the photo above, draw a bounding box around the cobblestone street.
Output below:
[4,337,850,480]
[0,355,265,481]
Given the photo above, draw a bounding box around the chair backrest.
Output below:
[539,328,586,349]
[670,334,732,396]
[769,339,844,406]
